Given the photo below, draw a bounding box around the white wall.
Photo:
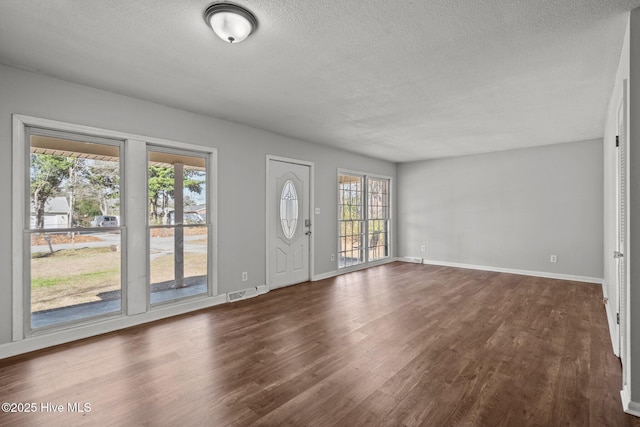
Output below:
[629,6,640,413]
[0,64,397,347]
[398,140,603,280]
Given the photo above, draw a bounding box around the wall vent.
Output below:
[404,256,424,264]
[227,290,246,302]
[227,287,259,303]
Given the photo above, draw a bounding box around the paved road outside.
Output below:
[31,233,208,260]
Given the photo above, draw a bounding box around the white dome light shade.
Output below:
[210,12,251,43]
[204,3,258,44]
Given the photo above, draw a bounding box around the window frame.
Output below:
[367,176,391,262]
[338,173,365,268]
[337,169,392,271]
[22,126,127,335]
[146,144,213,308]
[12,114,219,345]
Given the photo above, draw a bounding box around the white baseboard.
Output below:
[407,258,604,284]
[601,281,620,357]
[312,270,340,281]
[621,386,640,417]
[1,282,283,360]
[313,258,396,281]
[0,294,228,360]
[0,258,607,361]
[399,256,423,264]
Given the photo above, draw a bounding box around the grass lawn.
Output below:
[31,246,207,312]
[150,252,207,287]
[31,247,120,312]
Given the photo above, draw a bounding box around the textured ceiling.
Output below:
[0,0,638,162]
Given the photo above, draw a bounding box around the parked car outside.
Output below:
[91,215,118,227]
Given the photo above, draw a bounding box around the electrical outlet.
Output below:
[550,255,557,263]
[242,272,248,281]
[420,245,426,252]
[330,254,335,261]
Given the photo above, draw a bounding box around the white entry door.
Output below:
[268,158,311,289]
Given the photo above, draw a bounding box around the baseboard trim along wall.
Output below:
[2,256,398,360]
[312,270,340,281]
[2,284,269,359]
[312,258,396,282]
[1,257,399,360]
[399,257,604,284]
[0,258,605,360]
[621,387,640,417]
[0,294,228,360]
[601,281,620,357]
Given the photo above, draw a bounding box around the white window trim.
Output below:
[10,114,219,351]
[337,168,393,273]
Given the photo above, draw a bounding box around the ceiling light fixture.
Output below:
[204,2,258,44]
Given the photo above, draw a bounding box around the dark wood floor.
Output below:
[1,262,638,426]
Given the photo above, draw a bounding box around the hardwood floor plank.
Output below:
[1,262,638,426]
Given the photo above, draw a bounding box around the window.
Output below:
[14,115,218,342]
[27,128,123,330]
[338,174,365,268]
[148,148,209,305]
[280,180,298,239]
[338,172,390,268]
[367,177,390,261]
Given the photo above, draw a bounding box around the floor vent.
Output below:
[404,256,424,264]
[227,287,259,303]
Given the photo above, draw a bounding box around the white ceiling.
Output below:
[0,0,638,162]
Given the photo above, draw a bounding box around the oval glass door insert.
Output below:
[280,180,298,239]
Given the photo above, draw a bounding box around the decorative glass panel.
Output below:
[280,180,298,239]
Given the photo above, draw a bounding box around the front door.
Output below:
[268,158,311,289]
